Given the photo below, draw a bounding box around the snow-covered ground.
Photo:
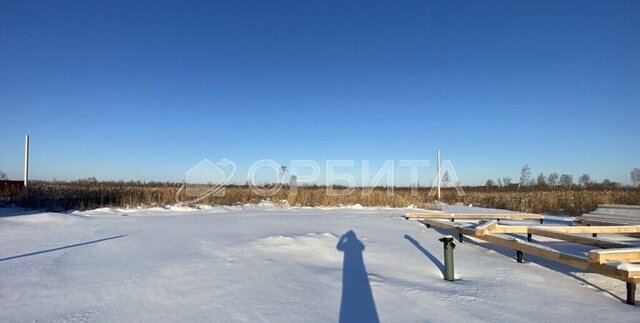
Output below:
[1,204,638,322]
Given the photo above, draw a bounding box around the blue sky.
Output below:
[1,0,639,185]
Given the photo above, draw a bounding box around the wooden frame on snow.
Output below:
[408,214,640,305]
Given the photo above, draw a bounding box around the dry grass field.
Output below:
[3,181,639,216]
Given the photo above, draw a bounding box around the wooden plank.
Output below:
[406,213,544,220]
[490,225,530,234]
[528,227,634,249]
[542,225,640,234]
[579,204,640,228]
[615,263,640,278]
[579,217,640,226]
[579,218,636,226]
[598,204,640,211]
[487,225,639,245]
[419,219,640,283]
[585,213,640,220]
[588,248,640,264]
[575,220,640,238]
[419,219,473,233]
[495,222,640,234]
[424,219,640,236]
[587,211,640,217]
[474,220,498,236]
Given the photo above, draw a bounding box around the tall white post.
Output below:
[24,134,29,188]
[436,149,441,200]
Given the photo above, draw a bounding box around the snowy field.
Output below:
[1,204,638,322]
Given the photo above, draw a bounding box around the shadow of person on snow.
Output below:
[337,230,379,323]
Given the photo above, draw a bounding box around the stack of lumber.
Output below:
[578,204,640,226]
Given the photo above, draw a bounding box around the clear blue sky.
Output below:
[1,0,639,185]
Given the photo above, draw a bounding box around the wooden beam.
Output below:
[475,220,498,236]
[489,224,640,234]
[542,225,640,234]
[490,225,530,234]
[423,220,640,240]
[406,213,544,220]
[528,227,634,249]
[579,218,633,226]
[588,248,640,264]
[618,263,640,278]
[478,223,638,248]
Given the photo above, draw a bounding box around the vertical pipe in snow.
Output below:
[24,134,29,188]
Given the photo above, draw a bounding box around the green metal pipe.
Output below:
[439,236,456,281]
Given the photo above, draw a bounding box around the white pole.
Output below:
[436,149,441,200]
[24,134,29,188]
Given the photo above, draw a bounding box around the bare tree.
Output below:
[496,177,502,187]
[579,174,590,188]
[485,179,495,188]
[631,168,640,187]
[279,165,288,181]
[288,175,298,193]
[536,173,546,187]
[0,170,7,180]
[602,179,617,188]
[442,170,451,185]
[547,173,559,187]
[79,177,98,184]
[502,176,513,186]
[559,174,573,188]
[520,165,531,186]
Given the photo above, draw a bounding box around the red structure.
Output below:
[0,180,25,191]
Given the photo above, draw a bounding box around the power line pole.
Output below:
[24,134,29,189]
[436,149,441,200]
